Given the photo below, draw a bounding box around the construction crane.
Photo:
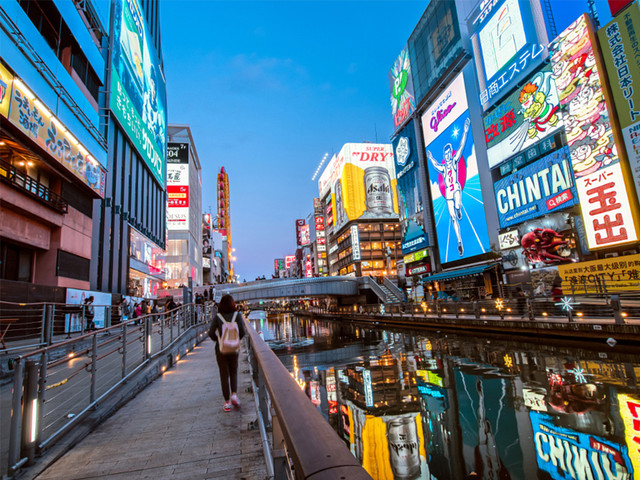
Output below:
[216,167,234,282]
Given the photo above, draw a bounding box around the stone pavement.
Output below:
[32,339,268,480]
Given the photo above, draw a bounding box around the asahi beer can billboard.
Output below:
[317,143,399,232]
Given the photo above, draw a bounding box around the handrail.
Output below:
[366,276,393,304]
[0,158,68,213]
[382,276,404,302]
[243,317,373,480]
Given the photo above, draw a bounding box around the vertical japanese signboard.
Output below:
[110,0,167,188]
[166,142,189,230]
[421,72,491,264]
[599,2,640,206]
[469,0,549,110]
[389,46,416,132]
[550,14,639,249]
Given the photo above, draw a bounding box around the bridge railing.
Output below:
[243,317,373,480]
[3,304,211,478]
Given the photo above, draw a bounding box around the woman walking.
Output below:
[208,294,246,412]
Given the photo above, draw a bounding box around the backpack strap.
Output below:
[217,313,227,324]
[231,311,238,323]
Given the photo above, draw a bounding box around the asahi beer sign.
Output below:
[493,146,579,228]
[421,71,491,264]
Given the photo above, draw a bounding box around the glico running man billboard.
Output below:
[421,72,491,264]
[392,120,429,255]
[549,14,639,249]
[110,0,167,188]
[389,46,416,132]
[317,143,398,232]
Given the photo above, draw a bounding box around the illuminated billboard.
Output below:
[558,253,640,293]
[493,146,578,228]
[393,120,429,255]
[317,143,398,232]
[618,393,640,474]
[550,14,639,249]
[110,0,167,188]
[599,4,640,205]
[389,46,416,131]
[469,0,549,110]
[483,64,564,168]
[530,411,633,479]
[295,219,305,246]
[5,73,107,197]
[167,142,189,230]
[284,255,296,269]
[421,72,491,264]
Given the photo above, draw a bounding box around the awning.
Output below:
[422,264,496,283]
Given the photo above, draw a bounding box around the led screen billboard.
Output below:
[110,0,167,188]
[317,143,398,232]
[389,46,416,131]
[599,4,640,206]
[421,72,491,264]
[469,0,549,110]
[550,14,639,249]
[483,64,564,168]
[493,146,578,228]
[167,142,189,230]
[392,120,429,255]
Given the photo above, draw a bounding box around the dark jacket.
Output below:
[208,311,246,354]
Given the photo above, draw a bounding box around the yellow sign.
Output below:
[558,254,640,294]
[0,62,13,118]
[617,393,640,475]
[8,79,107,198]
[403,248,429,265]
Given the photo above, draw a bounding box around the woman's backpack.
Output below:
[216,312,240,354]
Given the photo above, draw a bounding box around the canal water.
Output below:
[248,312,640,480]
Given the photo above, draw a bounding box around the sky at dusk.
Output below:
[161,0,613,282]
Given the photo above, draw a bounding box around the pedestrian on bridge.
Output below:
[208,294,246,412]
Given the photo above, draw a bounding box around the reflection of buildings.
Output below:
[92,0,168,299]
[165,125,202,289]
[0,2,108,299]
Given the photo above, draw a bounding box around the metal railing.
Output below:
[3,303,212,477]
[0,158,68,213]
[243,317,373,480]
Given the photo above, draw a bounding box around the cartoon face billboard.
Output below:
[483,64,564,168]
[421,72,491,265]
[549,14,639,249]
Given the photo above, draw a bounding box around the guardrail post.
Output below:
[121,323,127,379]
[105,306,111,332]
[90,333,97,404]
[271,409,288,480]
[474,301,480,319]
[21,360,39,465]
[37,351,48,451]
[42,304,54,346]
[610,295,624,324]
[527,299,535,321]
[144,317,151,360]
[8,358,24,473]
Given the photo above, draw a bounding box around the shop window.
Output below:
[1,241,33,282]
[57,249,90,281]
[167,239,187,256]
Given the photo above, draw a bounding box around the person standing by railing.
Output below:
[208,294,246,412]
[83,296,95,331]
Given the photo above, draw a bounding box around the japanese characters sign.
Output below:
[469,0,548,109]
[550,14,638,249]
[617,393,640,475]
[7,79,106,198]
[166,143,189,231]
[558,253,640,293]
[483,64,564,168]
[389,46,416,131]
[0,62,12,119]
[110,0,167,188]
[493,146,579,228]
[599,4,640,205]
[498,229,520,249]
[421,71,491,265]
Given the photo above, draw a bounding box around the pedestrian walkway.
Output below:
[30,339,268,480]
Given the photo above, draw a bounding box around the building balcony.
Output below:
[0,158,68,214]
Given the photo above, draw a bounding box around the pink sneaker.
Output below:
[231,393,240,407]
[223,402,231,412]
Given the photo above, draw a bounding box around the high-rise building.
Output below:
[92,0,168,298]
[1,1,109,299]
[164,125,202,288]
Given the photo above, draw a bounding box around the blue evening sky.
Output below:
[161,0,613,282]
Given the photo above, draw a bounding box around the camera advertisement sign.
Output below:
[483,64,564,168]
[389,46,416,131]
[599,4,640,206]
[421,71,491,265]
[550,14,639,249]
[494,146,578,228]
[110,0,167,188]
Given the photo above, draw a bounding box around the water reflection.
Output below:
[250,312,640,480]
